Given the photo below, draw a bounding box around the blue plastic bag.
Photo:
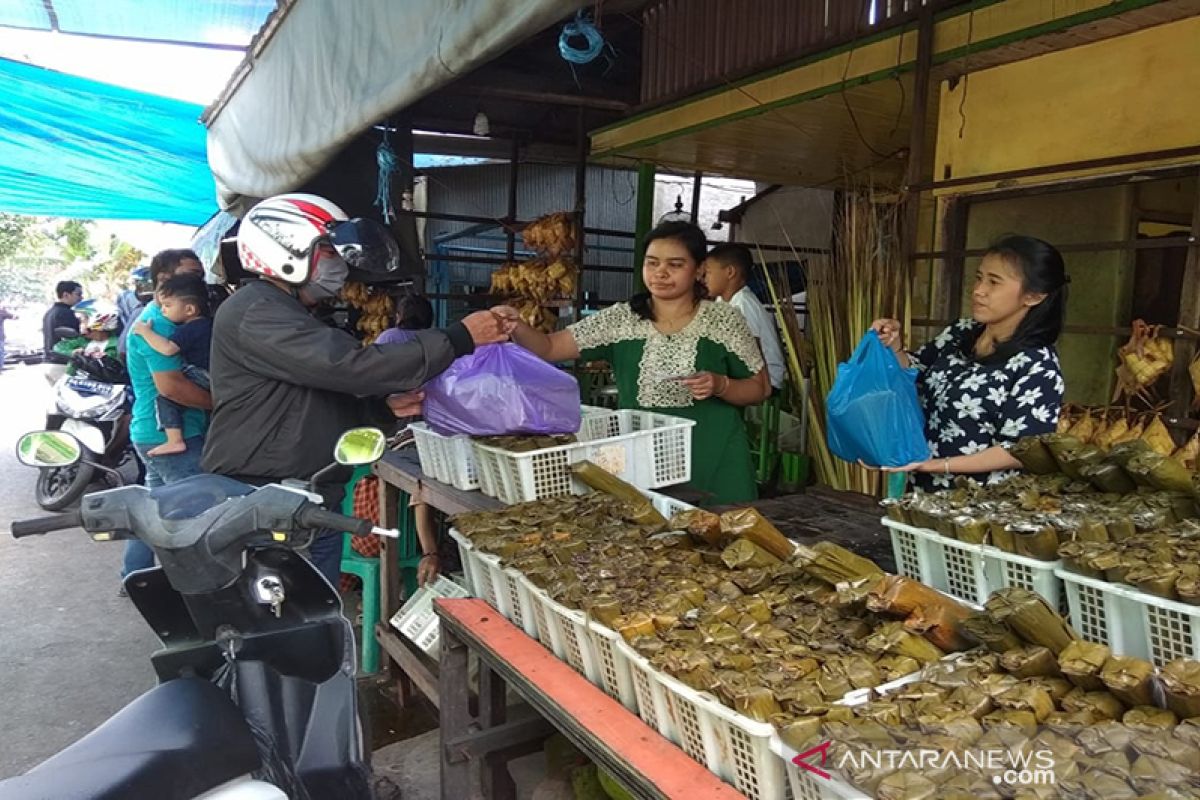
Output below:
[423,343,582,436]
[825,331,929,468]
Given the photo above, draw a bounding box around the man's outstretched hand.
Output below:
[386,391,424,418]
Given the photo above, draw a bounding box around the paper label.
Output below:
[592,445,627,475]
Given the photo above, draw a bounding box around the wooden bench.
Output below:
[435,598,747,800]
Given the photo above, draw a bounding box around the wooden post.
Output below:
[376,477,412,701]
[1168,169,1200,418]
[901,4,935,318]
[574,106,588,322]
[439,624,472,800]
[690,171,703,223]
[633,162,656,294]
[506,137,520,263]
[479,665,515,800]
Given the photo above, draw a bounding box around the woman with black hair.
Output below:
[872,235,1069,490]
[496,221,771,504]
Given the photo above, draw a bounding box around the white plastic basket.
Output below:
[885,519,1062,610]
[619,638,788,800]
[388,575,470,656]
[411,406,616,492]
[472,410,696,505]
[1058,567,1200,666]
[410,423,480,490]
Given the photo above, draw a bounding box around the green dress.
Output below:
[569,300,763,505]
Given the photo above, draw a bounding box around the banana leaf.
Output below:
[1000,645,1063,679]
[986,587,1080,655]
[1081,461,1138,494]
[1101,655,1156,708]
[1059,640,1112,690]
[1160,659,1200,719]
[1012,436,1060,475]
[1126,452,1194,494]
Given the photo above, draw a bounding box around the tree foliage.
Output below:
[56,219,95,261]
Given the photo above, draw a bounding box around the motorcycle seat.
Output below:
[0,677,261,800]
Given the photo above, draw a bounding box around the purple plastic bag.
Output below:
[423,343,582,436]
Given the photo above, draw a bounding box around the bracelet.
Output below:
[421,552,439,559]
[943,458,951,475]
[716,376,730,397]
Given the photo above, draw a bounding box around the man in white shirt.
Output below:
[702,244,786,391]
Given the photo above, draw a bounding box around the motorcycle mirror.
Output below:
[334,427,386,466]
[16,431,83,468]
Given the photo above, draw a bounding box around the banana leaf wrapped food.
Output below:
[1130,754,1195,795]
[1012,436,1061,475]
[1010,521,1061,561]
[961,611,1023,653]
[1100,655,1157,707]
[1061,687,1126,720]
[1059,640,1112,690]
[989,520,1017,553]
[1108,438,1154,468]
[985,587,1080,655]
[1081,461,1138,494]
[1045,433,1085,469]
[669,509,724,547]
[1143,415,1178,457]
[880,497,909,525]
[1176,571,1200,606]
[874,771,940,800]
[1126,452,1194,494]
[1124,705,1179,731]
[953,515,990,544]
[1057,540,1106,578]
[720,538,781,570]
[995,684,1056,722]
[794,541,884,586]
[571,462,668,529]
[1160,659,1200,719]
[718,508,794,560]
[863,622,946,664]
[1058,772,1138,800]
[1126,563,1180,600]
[1000,645,1062,679]
[1058,444,1106,479]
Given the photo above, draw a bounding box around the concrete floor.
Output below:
[0,363,156,778]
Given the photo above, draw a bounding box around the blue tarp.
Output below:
[0,57,215,224]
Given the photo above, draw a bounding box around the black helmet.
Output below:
[328,218,401,283]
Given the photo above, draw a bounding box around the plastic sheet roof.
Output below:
[0,57,215,224]
[0,0,276,48]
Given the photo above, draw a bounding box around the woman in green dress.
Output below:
[496,221,771,504]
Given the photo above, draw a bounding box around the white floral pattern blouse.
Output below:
[911,319,1064,490]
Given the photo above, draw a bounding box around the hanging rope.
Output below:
[559,10,606,65]
[374,129,399,223]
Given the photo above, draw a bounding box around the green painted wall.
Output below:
[961,186,1134,405]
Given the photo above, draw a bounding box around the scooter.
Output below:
[37,327,132,511]
[1,427,398,800]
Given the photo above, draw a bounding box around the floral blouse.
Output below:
[911,319,1064,491]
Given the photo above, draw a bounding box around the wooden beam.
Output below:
[1169,170,1200,417]
[444,716,557,763]
[377,625,441,711]
[447,84,631,113]
[901,3,935,284]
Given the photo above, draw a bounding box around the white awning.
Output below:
[205,0,587,210]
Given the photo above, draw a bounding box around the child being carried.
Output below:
[133,274,212,457]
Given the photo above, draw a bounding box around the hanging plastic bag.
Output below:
[423,343,582,436]
[825,331,928,468]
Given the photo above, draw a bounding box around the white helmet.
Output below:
[73,299,120,332]
[237,194,348,285]
[238,193,401,287]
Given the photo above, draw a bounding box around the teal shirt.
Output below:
[126,303,207,445]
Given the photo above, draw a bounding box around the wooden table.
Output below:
[372,449,501,708]
[435,598,746,800]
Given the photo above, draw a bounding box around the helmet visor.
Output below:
[329,219,400,277]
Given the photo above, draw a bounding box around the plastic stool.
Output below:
[340,534,381,674]
[340,465,379,674]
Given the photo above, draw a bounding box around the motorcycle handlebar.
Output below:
[12,510,84,538]
[295,504,374,537]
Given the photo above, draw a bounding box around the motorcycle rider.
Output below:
[201,194,513,586]
[41,280,83,384]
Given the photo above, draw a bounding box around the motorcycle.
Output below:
[37,327,132,511]
[1,427,398,800]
